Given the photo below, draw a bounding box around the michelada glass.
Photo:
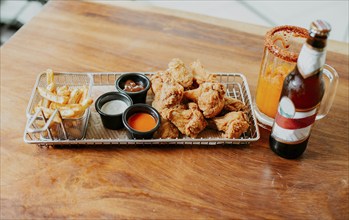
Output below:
[253,25,308,128]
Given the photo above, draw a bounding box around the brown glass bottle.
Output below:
[269,20,331,159]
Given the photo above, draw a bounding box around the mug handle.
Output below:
[316,64,339,120]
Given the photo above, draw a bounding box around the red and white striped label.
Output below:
[274,113,316,130]
[271,97,317,143]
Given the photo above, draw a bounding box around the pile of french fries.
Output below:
[35,69,93,123]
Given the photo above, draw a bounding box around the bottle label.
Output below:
[297,44,326,79]
[271,97,317,143]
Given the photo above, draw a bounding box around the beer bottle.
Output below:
[269,20,331,159]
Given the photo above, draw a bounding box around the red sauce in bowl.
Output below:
[127,113,156,132]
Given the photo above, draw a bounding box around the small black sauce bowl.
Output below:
[122,104,161,139]
[115,73,151,104]
[95,92,133,130]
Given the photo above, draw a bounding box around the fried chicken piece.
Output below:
[208,111,250,139]
[190,60,217,84]
[150,71,173,95]
[167,58,193,88]
[166,103,207,138]
[224,96,247,112]
[184,82,226,118]
[150,71,184,118]
[153,118,180,139]
[152,83,184,118]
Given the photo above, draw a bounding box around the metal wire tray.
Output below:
[24,72,260,146]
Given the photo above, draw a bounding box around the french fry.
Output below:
[46,82,56,92]
[57,86,70,96]
[80,98,93,111]
[79,86,88,104]
[43,71,55,106]
[73,98,93,117]
[68,88,83,104]
[46,69,54,84]
[37,87,69,104]
[50,102,81,110]
[59,108,75,118]
[46,69,56,92]
[50,102,88,118]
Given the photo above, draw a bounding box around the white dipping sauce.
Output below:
[101,100,128,115]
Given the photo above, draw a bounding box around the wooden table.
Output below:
[1,1,348,219]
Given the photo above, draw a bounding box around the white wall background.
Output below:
[143,0,349,43]
[1,0,348,43]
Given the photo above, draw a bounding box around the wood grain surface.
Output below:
[1,1,348,219]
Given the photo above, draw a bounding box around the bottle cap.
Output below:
[310,20,331,37]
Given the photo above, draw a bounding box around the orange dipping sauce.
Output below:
[127,113,157,132]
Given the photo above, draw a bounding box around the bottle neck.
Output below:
[307,32,328,49]
[296,35,327,79]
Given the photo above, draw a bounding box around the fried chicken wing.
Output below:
[223,96,247,112]
[150,71,173,94]
[167,58,193,88]
[153,118,180,139]
[184,82,226,118]
[208,111,250,139]
[190,60,217,84]
[166,103,207,138]
[156,81,183,108]
[150,71,184,118]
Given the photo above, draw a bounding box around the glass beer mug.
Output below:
[254,25,339,128]
[254,25,309,128]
